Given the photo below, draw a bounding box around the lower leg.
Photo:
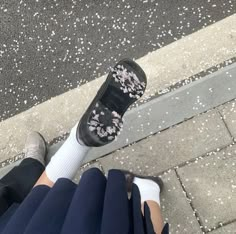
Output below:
[37,123,90,187]
[134,177,164,234]
[0,158,44,215]
[144,201,164,234]
[0,158,44,200]
[34,171,54,188]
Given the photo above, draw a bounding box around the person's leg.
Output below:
[101,170,130,234]
[0,158,44,203]
[123,171,165,234]
[133,177,164,233]
[134,177,164,234]
[0,132,46,215]
[1,185,50,234]
[0,185,9,216]
[34,121,91,188]
[37,122,90,187]
[38,59,147,187]
[24,179,76,234]
[61,168,107,234]
[144,201,164,234]
[34,171,54,188]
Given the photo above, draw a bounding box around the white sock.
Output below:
[133,177,161,206]
[46,123,90,183]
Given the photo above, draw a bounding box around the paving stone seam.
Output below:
[0,132,234,178]
[46,98,236,163]
[218,110,235,142]
[79,141,235,179]
[92,141,234,179]
[145,141,234,177]
[4,64,234,164]
[176,165,236,233]
[174,169,205,233]
[175,142,236,233]
[0,97,235,174]
[46,96,236,147]
[207,219,236,233]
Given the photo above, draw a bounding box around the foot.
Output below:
[122,170,164,193]
[77,58,147,147]
[23,132,47,166]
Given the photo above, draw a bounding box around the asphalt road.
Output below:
[0,0,235,121]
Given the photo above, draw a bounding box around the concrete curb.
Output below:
[48,62,236,163]
[1,13,236,163]
[1,63,236,176]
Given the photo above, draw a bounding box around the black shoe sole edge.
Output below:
[77,58,147,147]
[121,169,164,193]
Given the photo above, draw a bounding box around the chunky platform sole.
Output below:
[77,58,147,147]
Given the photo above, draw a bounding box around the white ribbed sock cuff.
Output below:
[133,177,161,206]
[46,123,90,183]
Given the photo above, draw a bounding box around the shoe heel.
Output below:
[78,101,123,146]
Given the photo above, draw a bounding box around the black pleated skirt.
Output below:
[1,168,169,234]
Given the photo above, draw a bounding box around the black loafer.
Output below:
[77,58,147,147]
[121,170,164,193]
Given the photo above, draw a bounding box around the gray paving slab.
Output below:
[161,171,202,234]
[99,110,232,175]
[177,144,236,232]
[47,63,236,164]
[209,222,236,234]
[218,100,236,139]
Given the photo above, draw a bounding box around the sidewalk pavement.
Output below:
[74,99,236,234]
[1,99,235,233]
[0,65,236,233]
